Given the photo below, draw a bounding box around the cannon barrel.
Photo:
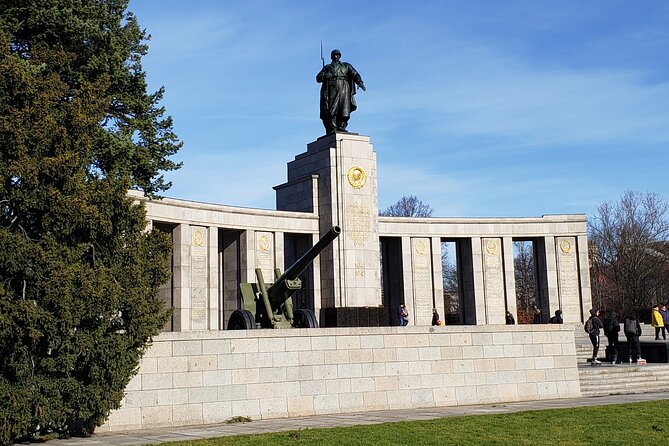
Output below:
[267,226,341,307]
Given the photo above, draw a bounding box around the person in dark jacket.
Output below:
[431,308,440,326]
[587,308,604,364]
[397,303,408,326]
[549,309,563,324]
[624,311,643,363]
[604,310,621,364]
[505,311,516,325]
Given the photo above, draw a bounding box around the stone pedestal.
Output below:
[276,132,382,311]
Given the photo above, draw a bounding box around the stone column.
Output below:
[543,236,559,321]
[411,238,434,325]
[482,237,505,324]
[189,226,209,330]
[172,224,190,331]
[471,237,486,325]
[207,227,219,330]
[577,235,593,322]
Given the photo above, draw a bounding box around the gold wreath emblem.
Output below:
[485,240,497,255]
[347,166,367,190]
[193,229,204,247]
[258,235,270,251]
[415,240,426,255]
[560,239,572,254]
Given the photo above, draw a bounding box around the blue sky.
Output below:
[129,0,669,218]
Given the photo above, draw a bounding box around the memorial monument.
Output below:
[133,49,591,331]
[100,49,593,431]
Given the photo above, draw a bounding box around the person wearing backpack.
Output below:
[586,308,604,364]
[604,310,621,364]
[624,311,643,363]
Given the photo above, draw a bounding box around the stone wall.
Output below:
[100,325,580,432]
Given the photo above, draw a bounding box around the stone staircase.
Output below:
[574,326,669,397]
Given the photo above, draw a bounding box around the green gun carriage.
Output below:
[228,226,341,329]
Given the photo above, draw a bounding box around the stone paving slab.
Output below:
[19,392,669,446]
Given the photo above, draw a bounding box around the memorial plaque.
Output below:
[556,237,580,318]
[255,231,275,283]
[411,238,433,325]
[345,202,371,247]
[190,226,208,329]
[482,238,505,324]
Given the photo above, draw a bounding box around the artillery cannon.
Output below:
[228,226,341,329]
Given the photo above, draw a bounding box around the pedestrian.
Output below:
[624,311,643,363]
[651,304,665,340]
[603,310,621,364]
[506,311,516,325]
[397,303,409,326]
[431,308,440,326]
[532,306,542,324]
[549,309,563,324]
[661,303,669,339]
[585,308,604,364]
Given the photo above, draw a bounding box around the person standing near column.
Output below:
[397,303,409,326]
[586,308,604,364]
[660,303,669,340]
[624,311,643,363]
[604,310,621,364]
[651,304,665,340]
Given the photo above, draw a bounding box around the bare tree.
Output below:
[514,241,537,314]
[380,195,434,217]
[588,191,669,312]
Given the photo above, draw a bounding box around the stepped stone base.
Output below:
[578,363,669,397]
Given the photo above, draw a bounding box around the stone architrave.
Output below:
[556,236,580,323]
[411,238,434,325]
[255,231,275,283]
[481,237,505,324]
[190,225,208,330]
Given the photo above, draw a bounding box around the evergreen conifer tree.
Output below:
[0,1,181,441]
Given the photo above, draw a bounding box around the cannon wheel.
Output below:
[293,309,319,328]
[227,309,256,330]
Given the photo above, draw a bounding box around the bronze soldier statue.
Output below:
[317,49,365,134]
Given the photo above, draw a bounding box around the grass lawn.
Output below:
[161,399,669,446]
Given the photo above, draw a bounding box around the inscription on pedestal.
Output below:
[191,226,208,328]
[482,238,505,323]
[411,239,433,325]
[346,203,371,247]
[355,262,365,276]
[255,232,275,283]
[557,237,579,303]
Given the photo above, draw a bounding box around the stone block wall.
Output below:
[100,325,580,432]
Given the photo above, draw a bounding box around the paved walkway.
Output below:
[36,392,669,446]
